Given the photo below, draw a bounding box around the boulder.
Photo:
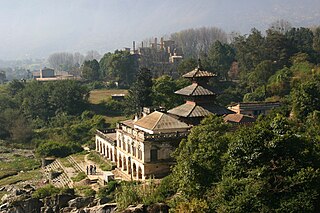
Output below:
[68,196,94,209]
[57,194,76,208]
[60,207,78,213]
[147,203,169,213]
[122,204,145,213]
[83,203,117,213]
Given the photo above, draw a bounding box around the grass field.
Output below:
[88,89,128,104]
[88,89,129,126]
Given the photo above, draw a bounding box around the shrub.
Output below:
[32,184,60,199]
[71,172,87,182]
[60,187,75,195]
[36,140,83,157]
[75,185,96,197]
[97,180,118,199]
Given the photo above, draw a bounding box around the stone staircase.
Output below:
[43,160,73,188]
[66,156,84,173]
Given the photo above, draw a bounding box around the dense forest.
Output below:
[1,24,320,212]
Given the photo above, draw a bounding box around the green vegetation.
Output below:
[2,23,320,212]
[88,89,128,104]
[0,170,42,187]
[71,172,87,182]
[0,149,41,180]
[59,157,73,168]
[32,184,61,199]
[32,185,75,199]
[97,180,118,201]
[115,178,171,211]
[87,152,114,171]
[75,185,96,197]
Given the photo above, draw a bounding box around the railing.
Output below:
[118,123,189,141]
[96,129,116,145]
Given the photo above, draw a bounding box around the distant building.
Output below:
[32,67,79,81]
[32,71,40,79]
[40,67,55,78]
[228,102,281,117]
[130,37,184,78]
[111,94,126,101]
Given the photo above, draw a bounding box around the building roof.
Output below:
[182,68,216,78]
[168,101,234,118]
[223,114,256,124]
[174,83,216,96]
[134,111,190,131]
[228,102,281,111]
[121,120,135,128]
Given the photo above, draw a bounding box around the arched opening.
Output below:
[99,142,103,154]
[138,166,143,179]
[106,146,109,158]
[132,163,137,178]
[102,144,106,156]
[118,154,122,169]
[123,157,127,171]
[110,149,113,161]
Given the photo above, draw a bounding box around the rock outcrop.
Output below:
[0,184,168,213]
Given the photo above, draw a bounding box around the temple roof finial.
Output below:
[197,58,202,70]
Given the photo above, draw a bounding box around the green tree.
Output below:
[47,80,88,115]
[81,59,100,81]
[291,78,320,120]
[99,50,138,87]
[286,27,314,55]
[152,75,183,109]
[233,28,266,72]
[206,40,235,80]
[267,67,292,97]
[7,79,25,96]
[213,115,320,212]
[18,80,88,122]
[126,68,153,115]
[18,81,51,121]
[177,58,198,75]
[265,29,292,69]
[313,27,320,52]
[171,115,230,198]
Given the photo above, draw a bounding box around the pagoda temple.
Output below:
[168,60,234,125]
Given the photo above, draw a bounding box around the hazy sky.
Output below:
[0,0,320,60]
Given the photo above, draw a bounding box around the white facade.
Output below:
[96,111,190,181]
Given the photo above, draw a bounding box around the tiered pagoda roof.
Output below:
[174,83,216,96]
[167,60,233,124]
[168,102,232,118]
[182,68,216,78]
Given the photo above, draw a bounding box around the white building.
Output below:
[96,111,190,180]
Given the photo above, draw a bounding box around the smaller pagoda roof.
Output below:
[175,83,216,96]
[182,60,216,78]
[182,68,216,78]
[224,114,256,124]
[168,102,234,118]
[134,111,190,133]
